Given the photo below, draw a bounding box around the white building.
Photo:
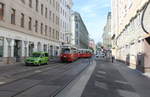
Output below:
[102,12,112,50]
[0,0,73,64]
[111,0,150,72]
[71,11,89,49]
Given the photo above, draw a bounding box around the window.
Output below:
[57,31,59,39]
[28,17,32,30]
[53,29,55,38]
[53,13,55,23]
[41,4,43,15]
[76,23,78,29]
[56,2,58,11]
[36,0,39,11]
[45,8,47,18]
[45,25,47,35]
[21,13,24,27]
[56,16,57,24]
[56,31,57,39]
[49,27,51,37]
[21,0,25,3]
[29,0,32,8]
[0,3,4,20]
[58,17,60,25]
[41,23,43,34]
[53,0,55,7]
[56,31,59,40]
[35,20,38,32]
[0,37,4,58]
[11,8,15,24]
[49,10,51,20]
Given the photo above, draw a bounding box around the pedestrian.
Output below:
[112,56,115,63]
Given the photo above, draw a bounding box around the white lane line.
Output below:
[95,74,106,79]
[115,80,129,85]
[34,70,42,73]
[117,89,140,97]
[97,70,106,75]
[0,81,6,85]
[95,81,108,90]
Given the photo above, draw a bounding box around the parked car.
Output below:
[25,52,49,66]
[96,53,105,58]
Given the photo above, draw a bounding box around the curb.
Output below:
[50,58,93,97]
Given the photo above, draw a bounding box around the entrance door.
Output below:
[50,46,53,56]
[29,43,34,56]
[37,42,42,52]
[14,40,22,62]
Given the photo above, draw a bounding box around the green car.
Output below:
[25,52,49,66]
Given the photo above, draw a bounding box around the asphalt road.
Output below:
[81,59,150,97]
[0,59,63,85]
[0,58,91,97]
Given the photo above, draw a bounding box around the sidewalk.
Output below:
[0,57,60,67]
[81,60,150,97]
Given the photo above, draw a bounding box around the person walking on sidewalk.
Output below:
[112,56,115,63]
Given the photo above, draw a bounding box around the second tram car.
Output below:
[78,49,93,58]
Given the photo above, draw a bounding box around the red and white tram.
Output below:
[60,46,78,62]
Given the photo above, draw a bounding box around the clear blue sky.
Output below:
[73,0,111,43]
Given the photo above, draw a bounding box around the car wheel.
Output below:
[38,62,41,66]
[46,62,48,65]
[25,63,28,66]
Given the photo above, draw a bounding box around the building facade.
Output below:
[71,12,89,49]
[0,0,73,64]
[89,38,96,53]
[102,12,112,50]
[111,0,150,72]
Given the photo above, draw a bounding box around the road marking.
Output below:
[117,89,140,97]
[95,81,108,90]
[97,70,106,75]
[95,74,106,79]
[115,80,129,85]
[0,81,6,85]
[34,70,42,73]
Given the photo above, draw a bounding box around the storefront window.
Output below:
[0,37,4,58]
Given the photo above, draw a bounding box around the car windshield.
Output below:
[32,53,41,57]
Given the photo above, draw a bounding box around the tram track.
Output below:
[0,62,67,86]
[0,59,92,97]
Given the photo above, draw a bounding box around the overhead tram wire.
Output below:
[141,0,150,34]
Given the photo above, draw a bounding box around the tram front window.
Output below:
[62,49,70,54]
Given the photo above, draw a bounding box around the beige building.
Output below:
[111,0,150,72]
[71,12,89,49]
[0,0,73,64]
[102,12,112,50]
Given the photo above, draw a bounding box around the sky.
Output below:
[73,0,111,44]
